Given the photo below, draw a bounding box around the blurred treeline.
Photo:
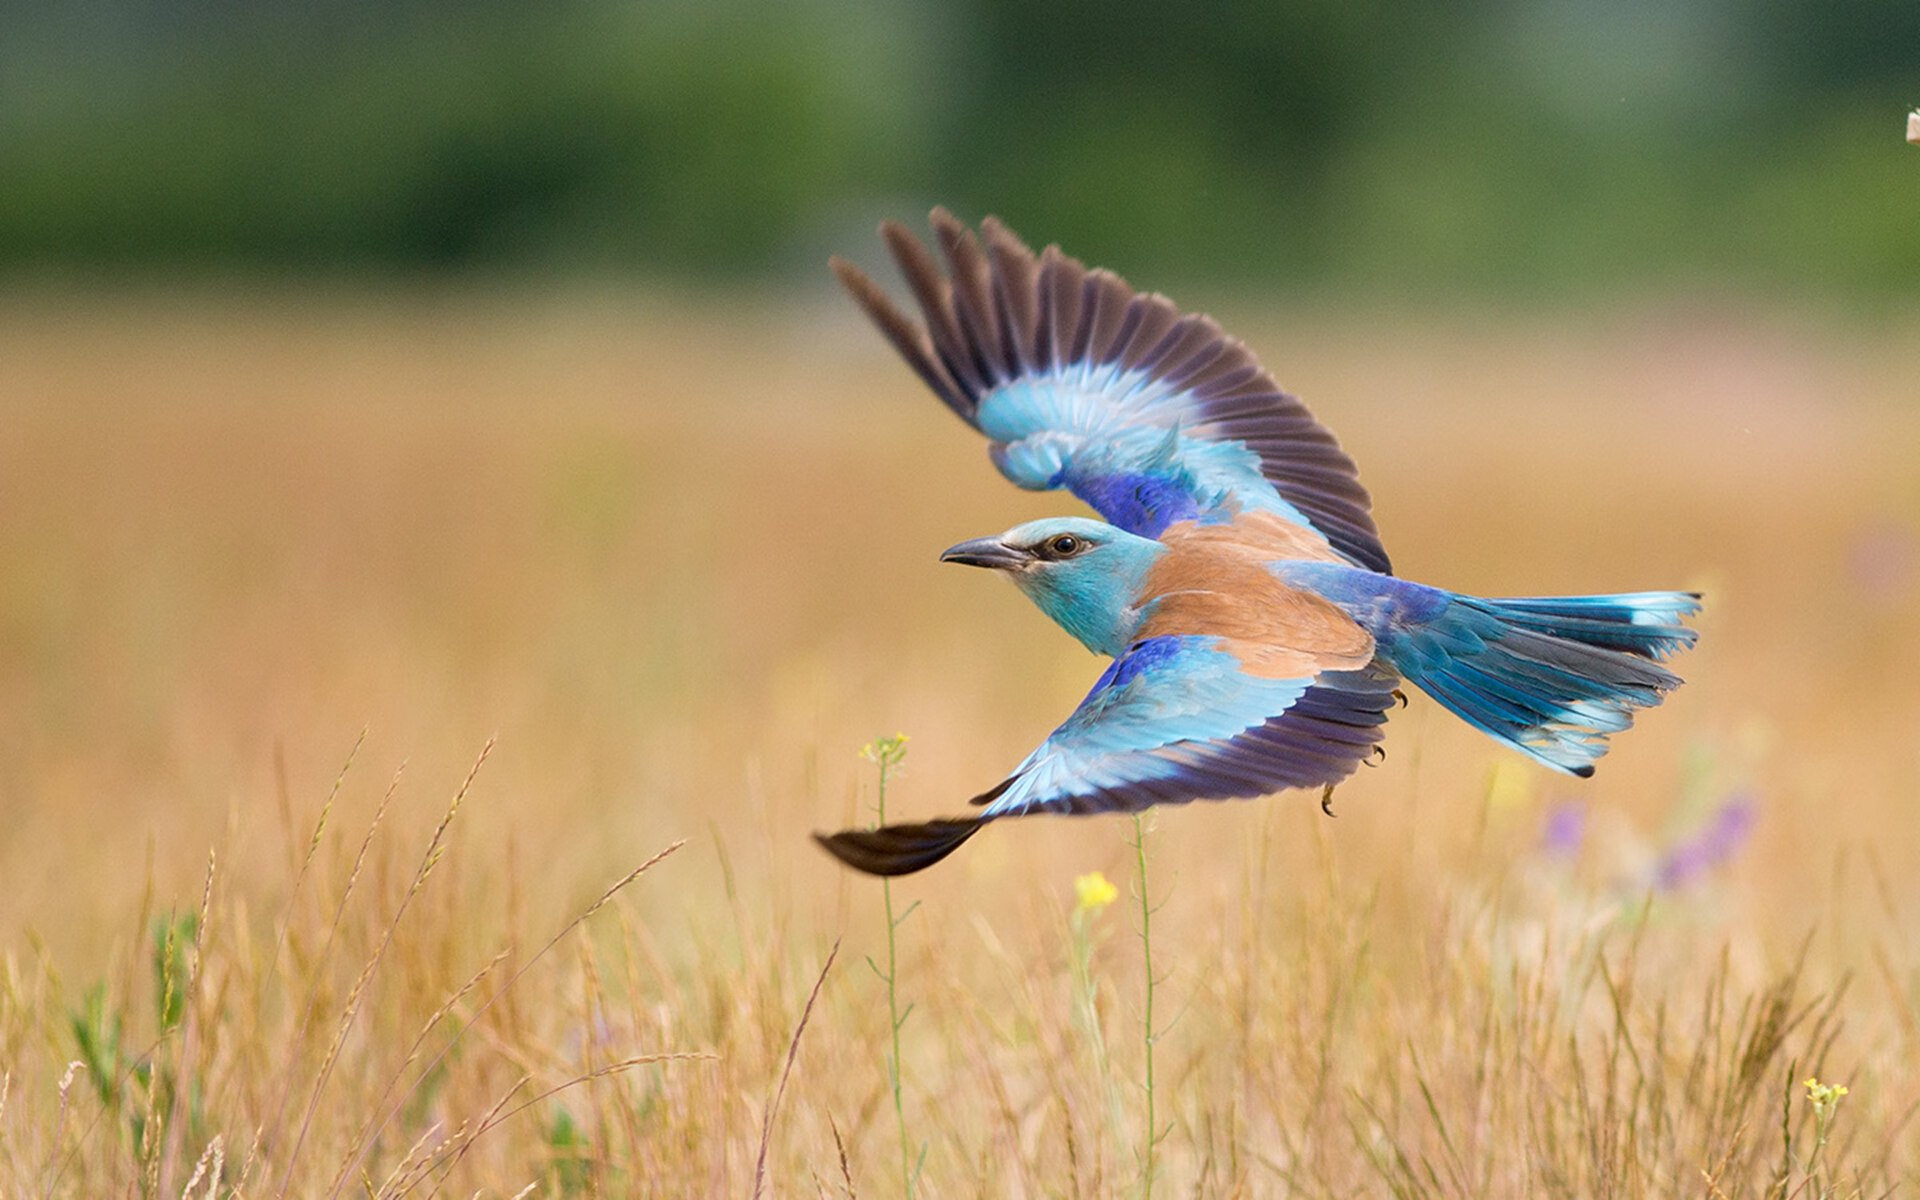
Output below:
[1,0,1914,295]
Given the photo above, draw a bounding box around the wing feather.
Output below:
[931,210,1004,384]
[974,638,1393,819]
[835,209,1391,571]
[985,219,1042,374]
[879,220,984,400]
[812,650,1397,876]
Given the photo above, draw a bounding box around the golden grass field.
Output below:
[1,289,1917,1195]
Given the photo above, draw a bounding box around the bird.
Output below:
[814,209,1700,877]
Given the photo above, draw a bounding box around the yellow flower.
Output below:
[1074,871,1118,915]
[860,733,910,767]
[1804,1077,1849,1106]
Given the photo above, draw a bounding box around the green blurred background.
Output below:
[2,0,1914,297]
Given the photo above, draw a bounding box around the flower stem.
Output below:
[1132,811,1158,1198]
[1070,877,1125,1160]
[865,736,917,1199]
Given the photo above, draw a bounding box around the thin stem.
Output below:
[866,736,916,1200]
[1133,812,1157,1199]
[1070,909,1123,1155]
[882,802,912,1198]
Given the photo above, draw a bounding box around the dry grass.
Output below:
[1,289,1918,1195]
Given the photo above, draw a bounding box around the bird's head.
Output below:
[940,517,1165,656]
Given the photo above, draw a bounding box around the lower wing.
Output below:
[814,636,1398,876]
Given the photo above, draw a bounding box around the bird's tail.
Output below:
[814,817,985,876]
[1379,589,1701,776]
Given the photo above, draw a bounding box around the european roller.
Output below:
[816,210,1700,876]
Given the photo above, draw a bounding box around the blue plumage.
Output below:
[814,211,1702,876]
[980,634,1313,817]
[1101,633,1185,689]
[980,376,1324,541]
[1277,562,1699,776]
[977,517,1166,656]
[1064,470,1203,538]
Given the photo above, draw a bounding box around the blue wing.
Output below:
[831,209,1390,572]
[813,637,1398,874]
[977,636,1396,818]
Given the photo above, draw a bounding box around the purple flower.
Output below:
[1654,793,1757,890]
[1540,802,1588,858]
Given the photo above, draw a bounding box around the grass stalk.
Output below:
[1131,811,1162,1198]
[752,940,840,1199]
[862,734,919,1199]
[1068,870,1125,1158]
[281,736,492,1198]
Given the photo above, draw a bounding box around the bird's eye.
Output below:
[1047,534,1081,557]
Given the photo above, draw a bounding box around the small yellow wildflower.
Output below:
[860,733,910,768]
[1804,1075,1850,1157]
[1074,871,1118,915]
[1805,1076,1849,1106]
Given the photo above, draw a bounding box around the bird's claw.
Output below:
[1320,784,1336,817]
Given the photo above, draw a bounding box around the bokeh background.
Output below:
[3,2,1919,1193]
[3,0,1917,294]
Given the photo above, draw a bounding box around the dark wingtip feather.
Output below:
[968,776,1014,808]
[878,219,928,267]
[826,254,866,291]
[813,818,985,877]
[928,209,1005,390]
[1570,764,1597,779]
[881,219,990,402]
[979,218,1041,373]
[829,254,971,420]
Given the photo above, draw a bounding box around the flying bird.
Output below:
[816,210,1699,876]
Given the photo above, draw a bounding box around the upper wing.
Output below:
[831,209,1390,573]
[813,635,1398,875]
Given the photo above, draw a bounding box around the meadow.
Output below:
[0,288,1917,1195]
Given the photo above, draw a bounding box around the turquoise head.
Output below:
[939,516,1166,657]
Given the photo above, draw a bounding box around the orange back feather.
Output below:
[1138,514,1374,678]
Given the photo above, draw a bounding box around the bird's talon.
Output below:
[1320,784,1336,817]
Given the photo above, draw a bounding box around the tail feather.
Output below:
[1478,592,1700,659]
[813,818,985,876]
[1382,590,1701,776]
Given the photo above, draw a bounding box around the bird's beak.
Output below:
[939,536,1028,570]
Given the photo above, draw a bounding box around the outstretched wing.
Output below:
[813,636,1399,876]
[977,638,1398,818]
[831,209,1390,573]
